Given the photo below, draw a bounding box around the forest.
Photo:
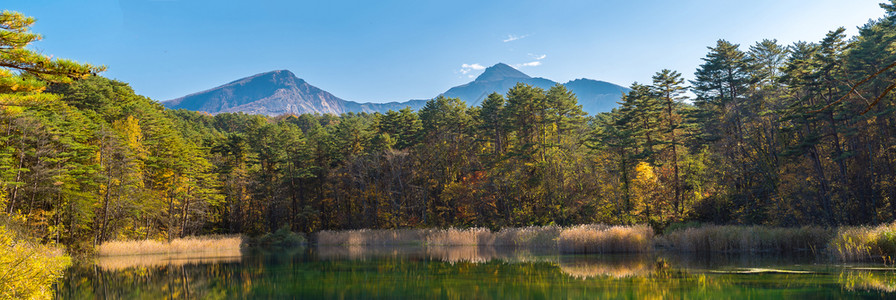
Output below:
[1,2,896,255]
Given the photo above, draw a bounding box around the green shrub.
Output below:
[247,227,306,248]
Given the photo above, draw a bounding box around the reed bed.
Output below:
[829,222,896,262]
[316,228,429,245]
[97,235,242,257]
[427,227,492,245]
[494,225,562,248]
[316,224,655,254]
[315,245,429,260]
[559,224,653,253]
[660,225,831,253]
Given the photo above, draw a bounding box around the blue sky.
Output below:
[7,0,886,103]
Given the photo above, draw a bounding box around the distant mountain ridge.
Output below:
[162,64,629,116]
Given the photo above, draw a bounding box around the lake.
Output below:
[57,246,896,299]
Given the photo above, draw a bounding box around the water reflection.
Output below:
[558,255,655,278]
[58,246,896,299]
[96,249,242,270]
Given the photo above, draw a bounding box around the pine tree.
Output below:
[0,11,103,105]
[651,69,688,218]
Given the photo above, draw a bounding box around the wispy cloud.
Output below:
[503,34,530,43]
[460,63,486,75]
[515,61,542,68]
[528,53,547,60]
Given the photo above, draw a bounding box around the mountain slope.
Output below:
[442,63,558,106]
[163,63,629,116]
[441,63,630,113]
[563,78,630,114]
[162,70,426,115]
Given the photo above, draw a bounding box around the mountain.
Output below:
[442,63,629,112]
[163,63,629,116]
[162,70,427,115]
[563,78,630,114]
[442,63,557,106]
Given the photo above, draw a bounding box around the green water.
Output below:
[57,246,896,299]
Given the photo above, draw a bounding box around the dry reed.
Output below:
[427,227,492,245]
[316,229,429,245]
[494,225,561,248]
[559,224,653,253]
[97,235,243,257]
[316,224,653,254]
[660,225,831,253]
[829,222,896,262]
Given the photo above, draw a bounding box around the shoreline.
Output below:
[93,222,896,263]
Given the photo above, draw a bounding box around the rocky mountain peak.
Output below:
[474,63,531,82]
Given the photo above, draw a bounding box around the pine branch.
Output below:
[811,60,896,114]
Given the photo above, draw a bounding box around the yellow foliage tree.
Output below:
[0,224,70,300]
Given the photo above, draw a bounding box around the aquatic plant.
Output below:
[830,222,896,262]
[427,227,491,246]
[559,224,653,253]
[97,235,242,256]
[316,229,430,246]
[660,225,831,253]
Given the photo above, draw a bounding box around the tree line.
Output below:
[2,3,896,251]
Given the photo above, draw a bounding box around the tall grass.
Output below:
[316,224,652,254]
[97,235,242,257]
[427,227,492,246]
[494,225,562,248]
[659,225,832,253]
[829,222,896,262]
[559,224,653,253]
[317,229,429,246]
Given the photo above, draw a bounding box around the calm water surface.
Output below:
[57,246,896,299]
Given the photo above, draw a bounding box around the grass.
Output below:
[829,222,896,262]
[494,225,562,248]
[559,224,653,254]
[316,224,652,254]
[427,227,492,246]
[97,235,242,257]
[317,228,429,246]
[313,222,896,261]
[659,225,832,254]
